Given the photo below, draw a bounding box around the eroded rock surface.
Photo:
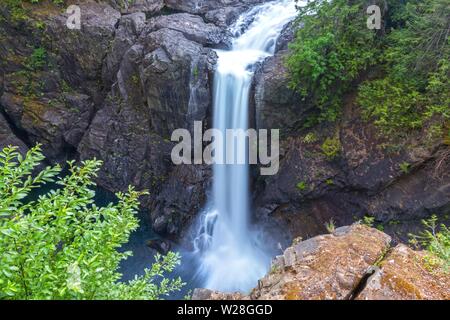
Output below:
[357,244,450,300]
[193,225,450,300]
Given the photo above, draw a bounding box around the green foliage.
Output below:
[358,79,425,132]
[321,137,341,160]
[409,215,450,273]
[288,0,449,135]
[26,47,47,71]
[325,218,336,233]
[4,0,65,22]
[0,145,184,300]
[399,162,411,174]
[357,0,449,134]
[296,181,307,191]
[361,215,375,227]
[287,0,380,122]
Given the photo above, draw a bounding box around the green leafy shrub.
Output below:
[288,0,449,135]
[357,0,449,134]
[4,0,65,22]
[409,215,450,273]
[358,79,425,133]
[302,132,318,144]
[287,0,381,122]
[0,145,184,299]
[361,216,375,227]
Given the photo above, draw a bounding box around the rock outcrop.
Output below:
[107,0,164,14]
[148,13,226,46]
[192,224,450,300]
[0,0,223,237]
[357,244,450,300]
[252,48,450,244]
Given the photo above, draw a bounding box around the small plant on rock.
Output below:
[296,181,307,191]
[400,162,411,174]
[321,137,341,160]
[325,218,336,233]
[409,215,449,273]
[361,215,375,227]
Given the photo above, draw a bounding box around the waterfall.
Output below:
[193,0,303,293]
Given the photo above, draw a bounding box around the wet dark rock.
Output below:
[45,2,121,104]
[164,0,266,15]
[78,26,217,234]
[275,20,298,52]
[253,51,308,132]
[146,239,172,255]
[108,0,164,14]
[149,13,226,46]
[1,70,95,162]
[0,112,28,154]
[151,164,212,238]
[103,12,147,87]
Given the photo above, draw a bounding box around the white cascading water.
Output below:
[193,0,304,292]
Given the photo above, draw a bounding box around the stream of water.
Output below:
[192,0,303,293]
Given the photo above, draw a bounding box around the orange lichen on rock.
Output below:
[357,244,450,300]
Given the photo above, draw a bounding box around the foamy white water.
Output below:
[193,0,303,293]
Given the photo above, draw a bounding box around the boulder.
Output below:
[149,13,226,46]
[164,0,269,26]
[195,224,392,300]
[107,0,164,14]
[192,288,247,300]
[146,239,172,255]
[250,224,391,300]
[357,244,450,300]
[194,225,450,300]
[151,164,211,237]
[45,2,121,104]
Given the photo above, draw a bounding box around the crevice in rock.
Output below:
[0,106,32,148]
[346,246,393,300]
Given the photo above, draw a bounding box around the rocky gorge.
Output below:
[0,0,449,299]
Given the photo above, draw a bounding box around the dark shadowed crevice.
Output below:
[0,106,32,148]
[346,246,393,300]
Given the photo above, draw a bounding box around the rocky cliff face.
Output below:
[252,48,450,245]
[192,224,450,300]
[0,0,448,245]
[0,0,250,238]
